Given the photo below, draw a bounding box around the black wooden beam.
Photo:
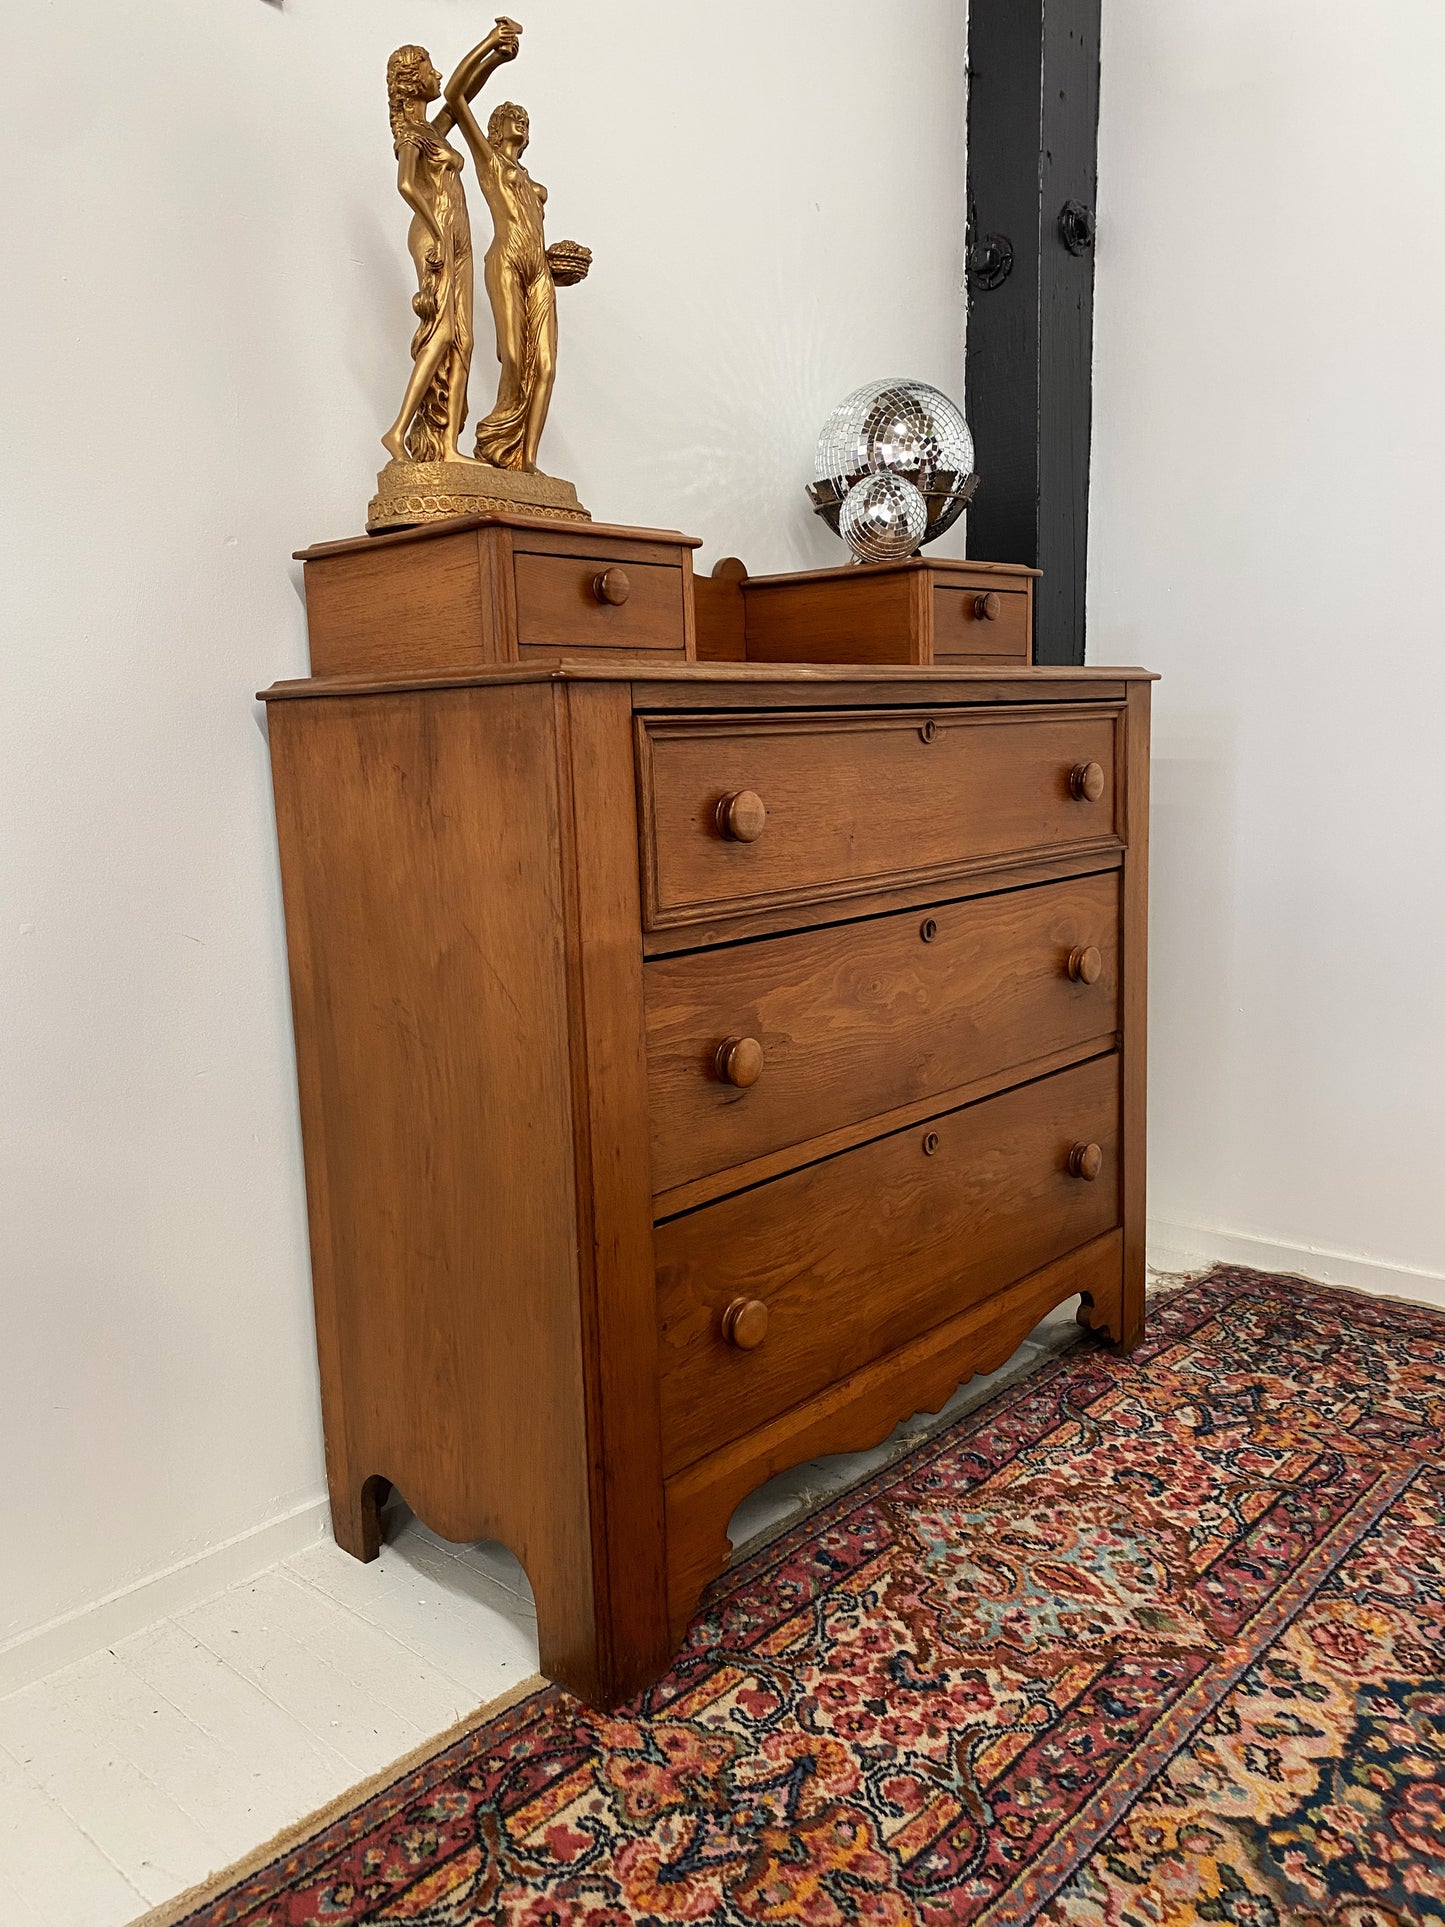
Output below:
[965,0,1101,666]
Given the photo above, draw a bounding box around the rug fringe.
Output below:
[130,1672,547,1927]
[1165,1258,1445,1320]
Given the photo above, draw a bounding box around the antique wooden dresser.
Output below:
[264,513,1153,1709]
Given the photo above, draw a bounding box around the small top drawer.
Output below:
[636,703,1121,931]
[514,549,688,659]
[932,585,1031,663]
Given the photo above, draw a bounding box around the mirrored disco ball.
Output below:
[808,378,978,552]
[838,471,928,565]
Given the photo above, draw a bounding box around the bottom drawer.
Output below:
[656,1052,1120,1474]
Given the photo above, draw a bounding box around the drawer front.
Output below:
[637,705,1119,928]
[933,586,1031,663]
[656,1052,1120,1473]
[514,551,686,655]
[646,871,1119,1198]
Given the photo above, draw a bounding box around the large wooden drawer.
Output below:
[655,1051,1120,1474]
[636,704,1119,929]
[645,871,1120,1199]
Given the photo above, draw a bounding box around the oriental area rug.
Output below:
[152,1268,1445,1927]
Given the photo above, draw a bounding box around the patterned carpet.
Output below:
[165,1269,1445,1925]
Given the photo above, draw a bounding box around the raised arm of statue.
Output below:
[443,17,522,171]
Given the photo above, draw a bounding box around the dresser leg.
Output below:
[1114,1290,1146,1355]
[331,1472,390,1563]
[527,1563,676,1713]
[1079,1274,1145,1354]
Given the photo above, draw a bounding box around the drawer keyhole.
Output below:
[919,719,938,744]
[922,1130,941,1156]
[920,917,938,943]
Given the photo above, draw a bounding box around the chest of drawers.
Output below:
[263,651,1152,1710]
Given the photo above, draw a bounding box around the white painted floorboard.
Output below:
[4,1312,1078,1927]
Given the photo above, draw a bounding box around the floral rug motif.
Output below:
[168,1269,1445,1925]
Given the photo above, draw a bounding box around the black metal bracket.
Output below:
[1058,200,1096,256]
[967,231,1015,292]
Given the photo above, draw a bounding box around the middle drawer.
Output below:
[645,870,1119,1199]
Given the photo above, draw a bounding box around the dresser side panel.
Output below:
[300,528,492,679]
[267,685,596,1671]
[554,681,672,1700]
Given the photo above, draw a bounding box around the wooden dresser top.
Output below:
[260,660,1158,704]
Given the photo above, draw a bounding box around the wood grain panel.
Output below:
[637,704,1121,929]
[655,1052,1120,1473]
[693,574,747,663]
[741,572,922,665]
[645,871,1120,1194]
[302,527,490,680]
[267,684,600,1695]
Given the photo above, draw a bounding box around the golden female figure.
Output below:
[380,26,520,463]
[445,22,590,473]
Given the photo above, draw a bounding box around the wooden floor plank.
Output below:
[0,1660,222,1903]
[287,1536,537,1705]
[175,1569,463,1771]
[116,1621,356,1845]
[0,1739,145,1927]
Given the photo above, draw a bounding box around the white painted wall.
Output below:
[0,2,967,1663]
[1091,1,1445,1298]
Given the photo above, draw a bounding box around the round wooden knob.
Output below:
[593,567,631,606]
[715,1036,764,1087]
[973,591,1002,622]
[1070,760,1106,803]
[715,790,766,842]
[721,1297,769,1350]
[1069,1141,1104,1181]
[1068,945,1103,985]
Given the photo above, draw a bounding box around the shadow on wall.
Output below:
[1146,713,1238,1223]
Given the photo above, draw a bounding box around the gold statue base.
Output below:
[367,459,590,534]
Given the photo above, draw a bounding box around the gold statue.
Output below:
[368,18,592,532]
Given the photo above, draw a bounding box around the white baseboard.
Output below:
[1149,1220,1445,1313]
[0,1497,330,1699]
